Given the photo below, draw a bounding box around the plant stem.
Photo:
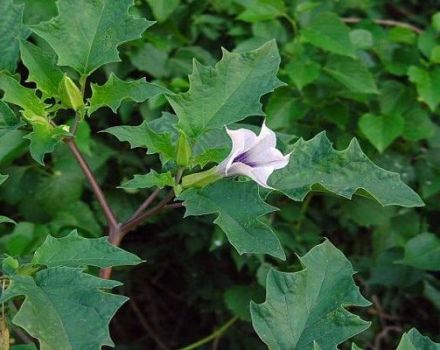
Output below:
[120,191,175,236]
[179,317,238,350]
[66,138,119,233]
[295,193,313,233]
[342,17,422,33]
[128,188,162,222]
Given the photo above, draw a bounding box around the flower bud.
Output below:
[176,130,192,167]
[61,75,84,111]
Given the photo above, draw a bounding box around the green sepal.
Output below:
[181,167,222,189]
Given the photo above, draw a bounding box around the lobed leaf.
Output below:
[120,170,174,190]
[31,0,153,75]
[0,0,30,72]
[269,132,423,207]
[397,328,440,349]
[251,240,371,350]
[1,267,127,350]
[0,73,46,117]
[104,118,176,162]
[179,179,285,260]
[88,73,168,114]
[167,40,284,138]
[32,230,142,268]
[19,41,64,99]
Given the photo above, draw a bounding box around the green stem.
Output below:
[282,13,298,35]
[179,316,238,350]
[295,193,313,232]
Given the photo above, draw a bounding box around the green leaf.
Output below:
[408,65,440,111]
[285,56,320,90]
[0,0,30,72]
[167,40,284,138]
[32,230,142,268]
[397,328,440,349]
[19,41,64,99]
[24,123,68,165]
[0,174,7,185]
[433,12,440,32]
[237,0,285,23]
[324,56,378,94]
[179,179,285,259]
[1,267,127,349]
[31,0,153,75]
[104,118,176,162]
[401,233,440,271]
[350,29,373,49]
[250,240,371,350]
[120,170,174,189]
[269,132,424,207]
[0,73,46,117]
[402,105,435,141]
[89,73,167,114]
[0,216,15,224]
[0,100,20,128]
[146,0,180,22]
[358,113,404,153]
[224,285,264,322]
[301,12,355,57]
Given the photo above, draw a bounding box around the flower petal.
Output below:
[244,122,279,162]
[218,128,258,174]
[250,148,290,169]
[226,163,274,189]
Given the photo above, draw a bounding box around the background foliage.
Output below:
[1,0,440,349]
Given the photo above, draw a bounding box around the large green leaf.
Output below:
[167,40,284,137]
[301,12,355,58]
[408,65,440,111]
[31,0,153,75]
[1,267,126,350]
[250,240,371,350]
[358,113,404,153]
[120,170,174,190]
[32,230,142,268]
[269,132,423,207]
[104,118,175,162]
[88,73,167,114]
[324,56,378,94]
[401,233,440,271]
[0,73,46,117]
[19,41,64,99]
[397,328,440,349]
[179,179,285,260]
[0,0,30,72]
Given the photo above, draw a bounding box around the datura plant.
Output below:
[0,0,435,349]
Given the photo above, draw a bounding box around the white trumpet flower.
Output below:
[215,121,290,188]
[181,121,290,189]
